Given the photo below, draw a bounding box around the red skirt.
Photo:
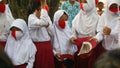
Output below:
[33,41,55,68]
[74,37,105,68]
[14,63,27,68]
[0,41,6,48]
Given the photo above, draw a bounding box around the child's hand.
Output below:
[70,37,77,44]
[55,53,61,59]
[103,26,111,35]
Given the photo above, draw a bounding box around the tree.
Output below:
[9,0,60,22]
[47,0,60,21]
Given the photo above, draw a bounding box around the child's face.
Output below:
[98,4,104,10]
[59,14,68,22]
[109,3,118,9]
[109,3,118,12]
[11,27,21,31]
[35,6,41,18]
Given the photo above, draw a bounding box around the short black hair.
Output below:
[27,0,41,15]
[98,2,104,5]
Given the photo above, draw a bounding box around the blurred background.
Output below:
[9,0,107,22]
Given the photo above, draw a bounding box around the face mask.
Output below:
[80,3,91,12]
[80,3,84,11]
[109,8,118,13]
[11,30,23,40]
[45,5,49,12]
[58,21,66,29]
[0,4,5,13]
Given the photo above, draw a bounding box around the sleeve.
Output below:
[94,15,105,42]
[53,50,57,56]
[96,16,105,32]
[28,14,49,29]
[6,4,15,25]
[40,9,54,37]
[71,13,79,38]
[94,32,103,43]
[110,23,119,41]
[26,45,37,68]
[71,26,77,38]
[119,19,120,46]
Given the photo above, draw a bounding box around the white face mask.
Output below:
[11,31,23,40]
[82,3,92,12]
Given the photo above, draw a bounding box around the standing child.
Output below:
[52,10,77,68]
[28,0,54,68]
[5,19,37,68]
[94,0,120,51]
[70,0,99,68]
[0,0,14,48]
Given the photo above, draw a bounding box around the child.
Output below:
[0,0,14,48]
[5,19,37,68]
[70,0,99,68]
[52,10,77,68]
[94,0,120,51]
[97,2,104,16]
[28,0,54,68]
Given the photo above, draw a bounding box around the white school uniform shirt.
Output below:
[72,0,99,38]
[52,10,77,55]
[0,4,14,41]
[95,0,120,50]
[28,9,52,42]
[5,19,37,68]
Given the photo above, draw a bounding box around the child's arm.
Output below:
[26,46,37,68]
[41,0,46,9]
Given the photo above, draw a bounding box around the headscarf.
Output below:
[0,4,14,41]
[97,0,120,32]
[96,0,120,50]
[72,0,99,38]
[5,19,37,66]
[53,10,77,55]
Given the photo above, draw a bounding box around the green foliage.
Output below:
[9,0,60,22]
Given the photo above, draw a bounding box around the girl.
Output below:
[5,19,36,68]
[52,10,77,68]
[28,0,54,68]
[0,0,14,48]
[70,0,99,68]
[94,0,120,51]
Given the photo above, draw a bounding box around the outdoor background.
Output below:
[9,0,106,22]
[9,0,63,22]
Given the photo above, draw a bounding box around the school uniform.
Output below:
[95,0,120,51]
[52,10,77,68]
[0,4,14,48]
[72,0,99,68]
[28,9,55,68]
[5,19,37,68]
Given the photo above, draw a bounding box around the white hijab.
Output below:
[5,19,37,66]
[97,0,120,50]
[53,10,77,55]
[72,0,99,38]
[0,4,14,41]
[97,0,120,32]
